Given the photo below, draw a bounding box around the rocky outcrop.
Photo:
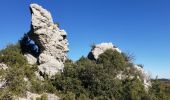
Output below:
[25,4,69,77]
[88,43,151,90]
[88,42,121,60]
[133,64,151,90]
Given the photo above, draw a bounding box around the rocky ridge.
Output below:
[0,3,153,100]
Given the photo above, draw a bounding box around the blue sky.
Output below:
[0,0,169,78]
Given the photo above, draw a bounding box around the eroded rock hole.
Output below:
[21,34,40,57]
[62,35,66,40]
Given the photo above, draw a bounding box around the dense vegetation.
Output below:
[0,44,55,99]
[0,44,170,100]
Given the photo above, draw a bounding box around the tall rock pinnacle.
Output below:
[26,3,69,77]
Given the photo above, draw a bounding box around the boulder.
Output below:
[24,3,69,77]
[0,63,8,70]
[24,53,37,65]
[0,79,6,89]
[88,42,121,60]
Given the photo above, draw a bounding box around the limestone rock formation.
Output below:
[133,64,151,89]
[0,80,6,89]
[26,4,69,77]
[24,54,37,65]
[115,65,151,90]
[88,42,121,60]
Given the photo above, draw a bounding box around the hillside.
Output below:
[0,3,170,100]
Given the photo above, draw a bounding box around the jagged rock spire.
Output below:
[25,3,69,77]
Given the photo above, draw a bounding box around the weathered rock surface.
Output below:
[26,4,69,77]
[0,63,8,88]
[0,63,8,70]
[24,53,37,65]
[115,65,151,90]
[133,64,151,89]
[88,42,121,60]
[17,91,59,100]
[0,80,6,89]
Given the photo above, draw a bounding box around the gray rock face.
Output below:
[133,65,151,90]
[24,53,37,65]
[88,42,121,60]
[0,80,6,89]
[27,4,69,77]
[0,63,8,70]
[116,65,151,90]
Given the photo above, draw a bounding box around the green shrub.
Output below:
[62,92,76,100]
[122,77,147,100]
[41,94,48,100]
[97,49,126,71]
[53,57,126,99]
[36,97,41,100]
[0,44,27,66]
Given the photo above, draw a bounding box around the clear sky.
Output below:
[0,0,169,79]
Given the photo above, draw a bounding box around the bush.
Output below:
[0,44,55,98]
[41,94,48,100]
[0,44,28,97]
[97,49,126,71]
[148,79,170,100]
[122,77,147,100]
[62,92,76,100]
[0,44,27,66]
[52,50,148,99]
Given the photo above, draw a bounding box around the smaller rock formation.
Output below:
[88,42,121,60]
[88,42,151,90]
